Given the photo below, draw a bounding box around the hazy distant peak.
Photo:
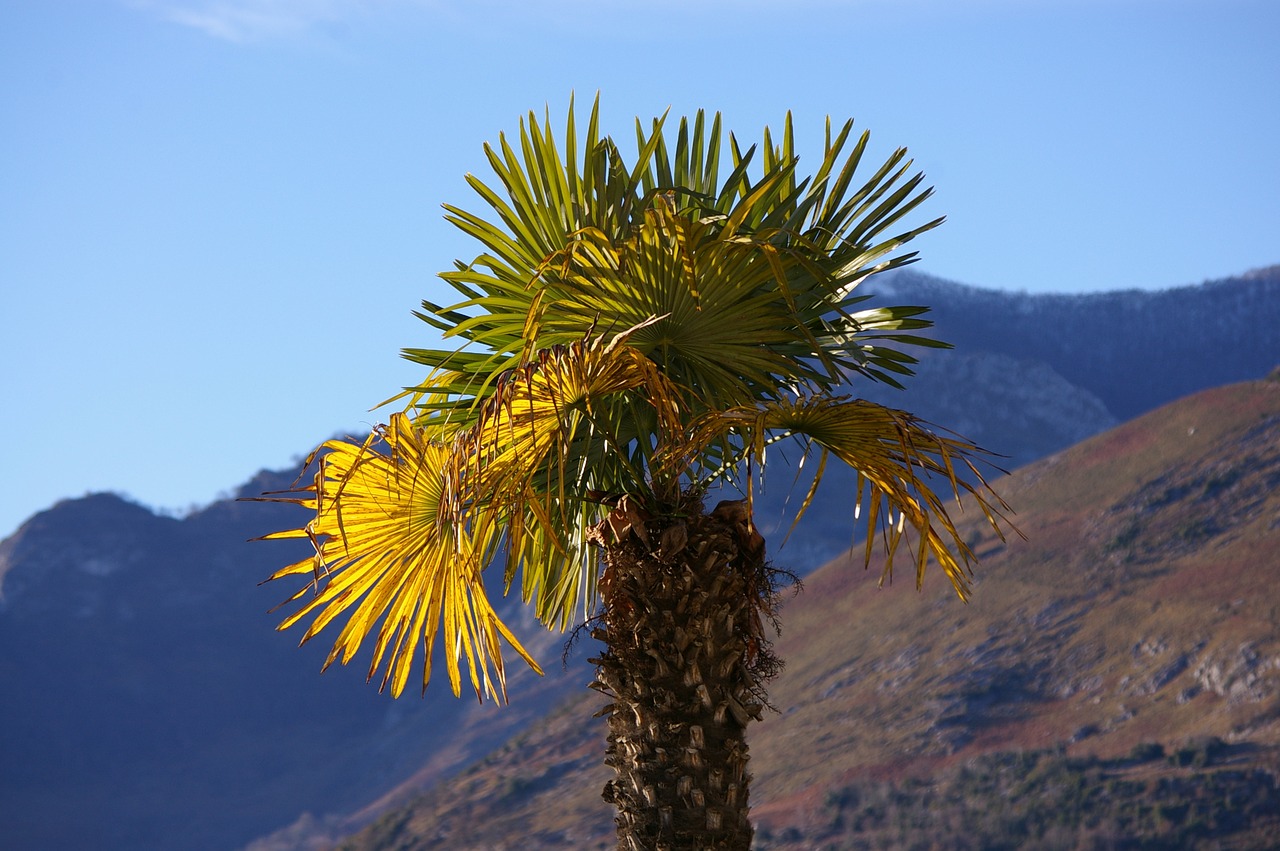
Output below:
[1241,264,1280,280]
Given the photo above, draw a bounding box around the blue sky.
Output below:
[2,0,1277,539]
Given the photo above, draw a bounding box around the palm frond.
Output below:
[258,414,540,700]
[681,395,1014,600]
[459,328,683,627]
[409,98,944,409]
[262,329,688,692]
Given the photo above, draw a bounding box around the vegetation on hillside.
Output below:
[758,743,1280,850]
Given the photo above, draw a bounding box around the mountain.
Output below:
[0,474,579,851]
[868,264,1280,423]
[753,264,1280,570]
[329,375,1280,850]
[0,267,1275,849]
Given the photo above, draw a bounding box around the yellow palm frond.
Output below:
[261,329,684,696]
[459,327,683,627]
[682,396,1013,600]
[261,413,540,700]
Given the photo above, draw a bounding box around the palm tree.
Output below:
[257,96,1011,850]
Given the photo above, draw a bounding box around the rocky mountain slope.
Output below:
[331,376,1280,850]
[0,267,1275,849]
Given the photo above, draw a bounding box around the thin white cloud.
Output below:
[128,0,1162,43]
[128,0,384,42]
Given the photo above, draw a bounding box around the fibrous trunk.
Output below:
[591,494,779,851]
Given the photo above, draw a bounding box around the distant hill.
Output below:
[330,376,1280,850]
[0,267,1275,850]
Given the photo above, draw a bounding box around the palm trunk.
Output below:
[590,495,780,850]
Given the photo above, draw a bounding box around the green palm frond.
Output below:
[403,95,944,410]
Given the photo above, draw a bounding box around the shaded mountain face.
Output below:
[0,268,1275,850]
[331,378,1280,850]
[0,473,579,851]
[852,347,1117,468]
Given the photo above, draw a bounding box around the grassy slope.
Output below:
[334,378,1280,850]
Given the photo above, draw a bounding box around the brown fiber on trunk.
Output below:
[590,493,782,851]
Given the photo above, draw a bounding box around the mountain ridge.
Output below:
[871,264,1280,422]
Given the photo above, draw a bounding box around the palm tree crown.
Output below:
[258,96,1011,702]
